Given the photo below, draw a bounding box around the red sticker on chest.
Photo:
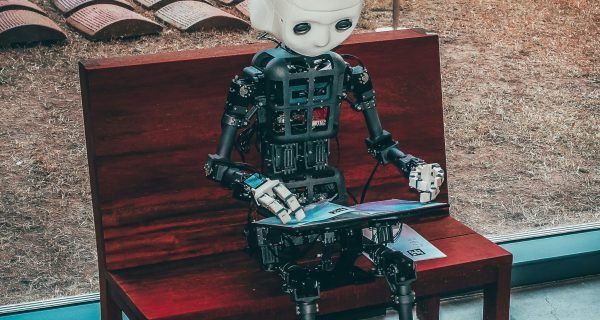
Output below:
[312,106,329,129]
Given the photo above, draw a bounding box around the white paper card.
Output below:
[363,225,446,262]
[390,225,446,261]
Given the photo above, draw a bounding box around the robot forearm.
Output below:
[205,70,263,197]
[347,65,421,174]
[361,107,424,177]
[205,153,253,200]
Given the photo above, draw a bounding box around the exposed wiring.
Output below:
[334,136,341,167]
[212,158,259,174]
[258,32,282,47]
[360,161,380,203]
[340,53,365,67]
[347,189,359,205]
[334,136,358,205]
[235,122,257,163]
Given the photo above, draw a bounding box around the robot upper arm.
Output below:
[345,64,376,112]
[222,67,265,129]
[206,68,265,185]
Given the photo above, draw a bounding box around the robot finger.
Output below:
[408,171,420,189]
[416,180,430,192]
[254,179,280,198]
[257,193,291,224]
[435,176,444,187]
[272,183,306,221]
[419,185,440,203]
[431,165,445,187]
[432,165,445,176]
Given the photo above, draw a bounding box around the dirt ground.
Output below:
[0,0,598,305]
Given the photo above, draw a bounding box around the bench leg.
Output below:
[102,279,123,320]
[416,296,440,320]
[483,267,511,320]
[106,294,123,320]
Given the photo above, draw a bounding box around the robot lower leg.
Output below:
[371,245,417,320]
[280,264,321,320]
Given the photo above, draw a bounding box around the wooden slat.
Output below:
[103,208,248,270]
[80,30,447,270]
[408,216,475,241]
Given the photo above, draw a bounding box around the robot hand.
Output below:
[408,163,445,203]
[245,174,306,224]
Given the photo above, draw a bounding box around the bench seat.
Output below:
[107,216,511,319]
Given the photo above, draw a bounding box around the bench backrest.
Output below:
[80,30,447,271]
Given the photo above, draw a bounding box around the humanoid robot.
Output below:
[205,0,446,319]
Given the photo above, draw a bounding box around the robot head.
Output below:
[249,0,363,57]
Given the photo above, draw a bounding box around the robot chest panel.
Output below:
[261,62,345,144]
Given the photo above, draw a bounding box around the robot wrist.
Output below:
[243,173,269,190]
[365,131,398,164]
[393,153,426,177]
[205,154,229,182]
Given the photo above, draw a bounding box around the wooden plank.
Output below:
[81,29,431,70]
[408,215,475,241]
[103,208,248,270]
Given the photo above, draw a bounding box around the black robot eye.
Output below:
[336,19,353,31]
[293,23,311,35]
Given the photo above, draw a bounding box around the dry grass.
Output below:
[0,0,598,305]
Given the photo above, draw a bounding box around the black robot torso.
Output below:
[250,48,347,204]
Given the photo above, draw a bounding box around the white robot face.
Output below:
[249,0,363,57]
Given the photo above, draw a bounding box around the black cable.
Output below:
[340,53,365,67]
[258,32,282,47]
[334,137,358,205]
[334,136,341,167]
[347,189,359,205]
[360,161,380,204]
[236,147,246,163]
[212,158,259,174]
[342,95,357,110]
[246,201,256,225]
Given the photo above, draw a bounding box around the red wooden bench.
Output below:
[80,29,512,320]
